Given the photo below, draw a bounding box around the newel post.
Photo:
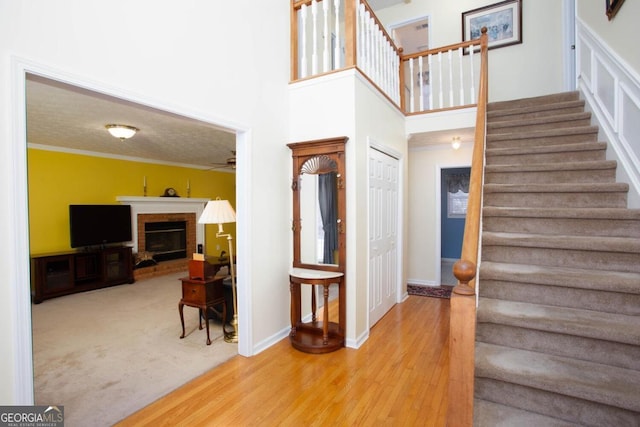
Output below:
[447,259,476,426]
[344,0,357,67]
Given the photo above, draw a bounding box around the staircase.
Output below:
[474,92,640,426]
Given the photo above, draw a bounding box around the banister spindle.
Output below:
[418,56,424,111]
[448,49,453,107]
[323,0,330,72]
[437,51,443,109]
[409,58,415,113]
[428,54,433,110]
[300,4,308,78]
[334,0,341,69]
[458,47,464,105]
[469,44,475,104]
[311,0,318,75]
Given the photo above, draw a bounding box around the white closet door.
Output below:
[369,147,399,326]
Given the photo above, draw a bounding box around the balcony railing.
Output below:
[291,0,484,115]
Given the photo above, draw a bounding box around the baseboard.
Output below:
[252,326,291,356]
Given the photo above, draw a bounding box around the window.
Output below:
[448,190,468,218]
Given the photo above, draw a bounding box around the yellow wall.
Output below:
[27,148,236,255]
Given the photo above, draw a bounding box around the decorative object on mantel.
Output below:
[187,179,191,198]
[162,187,179,197]
[143,176,147,197]
[606,0,625,20]
[105,124,139,140]
[198,198,238,343]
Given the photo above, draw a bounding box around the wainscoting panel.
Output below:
[577,18,640,206]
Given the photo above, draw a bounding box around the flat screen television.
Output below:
[69,204,132,248]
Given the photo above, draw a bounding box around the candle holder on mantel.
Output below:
[143,176,148,197]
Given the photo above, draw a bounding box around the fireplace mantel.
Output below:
[116,196,210,254]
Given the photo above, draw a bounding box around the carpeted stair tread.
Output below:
[487,125,598,142]
[475,378,640,426]
[484,182,629,194]
[486,142,607,164]
[475,342,640,412]
[487,111,591,131]
[483,206,640,220]
[479,262,640,295]
[482,231,640,254]
[477,298,640,345]
[474,399,581,427]
[485,160,617,174]
[488,92,580,111]
[482,207,640,237]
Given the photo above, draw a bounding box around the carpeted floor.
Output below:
[407,284,452,299]
[31,271,238,427]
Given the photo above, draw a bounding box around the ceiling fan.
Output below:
[208,151,236,170]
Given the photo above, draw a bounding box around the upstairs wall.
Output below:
[376,0,566,102]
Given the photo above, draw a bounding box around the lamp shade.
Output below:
[198,199,236,224]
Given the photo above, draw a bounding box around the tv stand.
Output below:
[31,246,134,303]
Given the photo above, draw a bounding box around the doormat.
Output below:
[407,284,452,299]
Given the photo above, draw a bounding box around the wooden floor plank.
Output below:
[116,296,450,426]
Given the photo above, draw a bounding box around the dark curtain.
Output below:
[318,172,338,264]
[447,173,470,193]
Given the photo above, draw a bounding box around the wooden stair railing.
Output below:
[447,28,488,427]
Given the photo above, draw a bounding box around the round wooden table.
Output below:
[289,267,344,353]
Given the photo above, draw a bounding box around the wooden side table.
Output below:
[179,276,226,345]
[289,267,344,354]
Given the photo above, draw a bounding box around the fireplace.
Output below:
[116,196,209,259]
[137,213,196,262]
[145,220,187,262]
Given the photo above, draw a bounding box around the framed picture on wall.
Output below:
[462,0,522,52]
[606,0,626,20]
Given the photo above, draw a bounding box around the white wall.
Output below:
[577,1,640,73]
[0,0,291,403]
[376,0,565,102]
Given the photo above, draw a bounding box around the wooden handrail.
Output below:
[400,38,482,62]
[447,27,488,427]
[456,27,488,295]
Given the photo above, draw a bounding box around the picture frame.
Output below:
[462,0,522,53]
[606,0,625,20]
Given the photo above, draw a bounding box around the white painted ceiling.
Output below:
[26,74,237,170]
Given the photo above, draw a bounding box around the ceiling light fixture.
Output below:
[451,136,461,150]
[106,124,139,140]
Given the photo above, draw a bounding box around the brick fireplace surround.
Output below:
[116,196,210,280]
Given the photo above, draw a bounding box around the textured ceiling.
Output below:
[26,74,237,171]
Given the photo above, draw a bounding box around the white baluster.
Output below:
[458,47,464,105]
[469,44,476,104]
[311,1,318,75]
[448,49,453,107]
[334,0,341,69]
[409,58,415,113]
[300,5,308,78]
[323,0,330,72]
[438,51,443,109]
[428,54,433,110]
[418,56,424,111]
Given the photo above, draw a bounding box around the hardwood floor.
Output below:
[116,295,450,426]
